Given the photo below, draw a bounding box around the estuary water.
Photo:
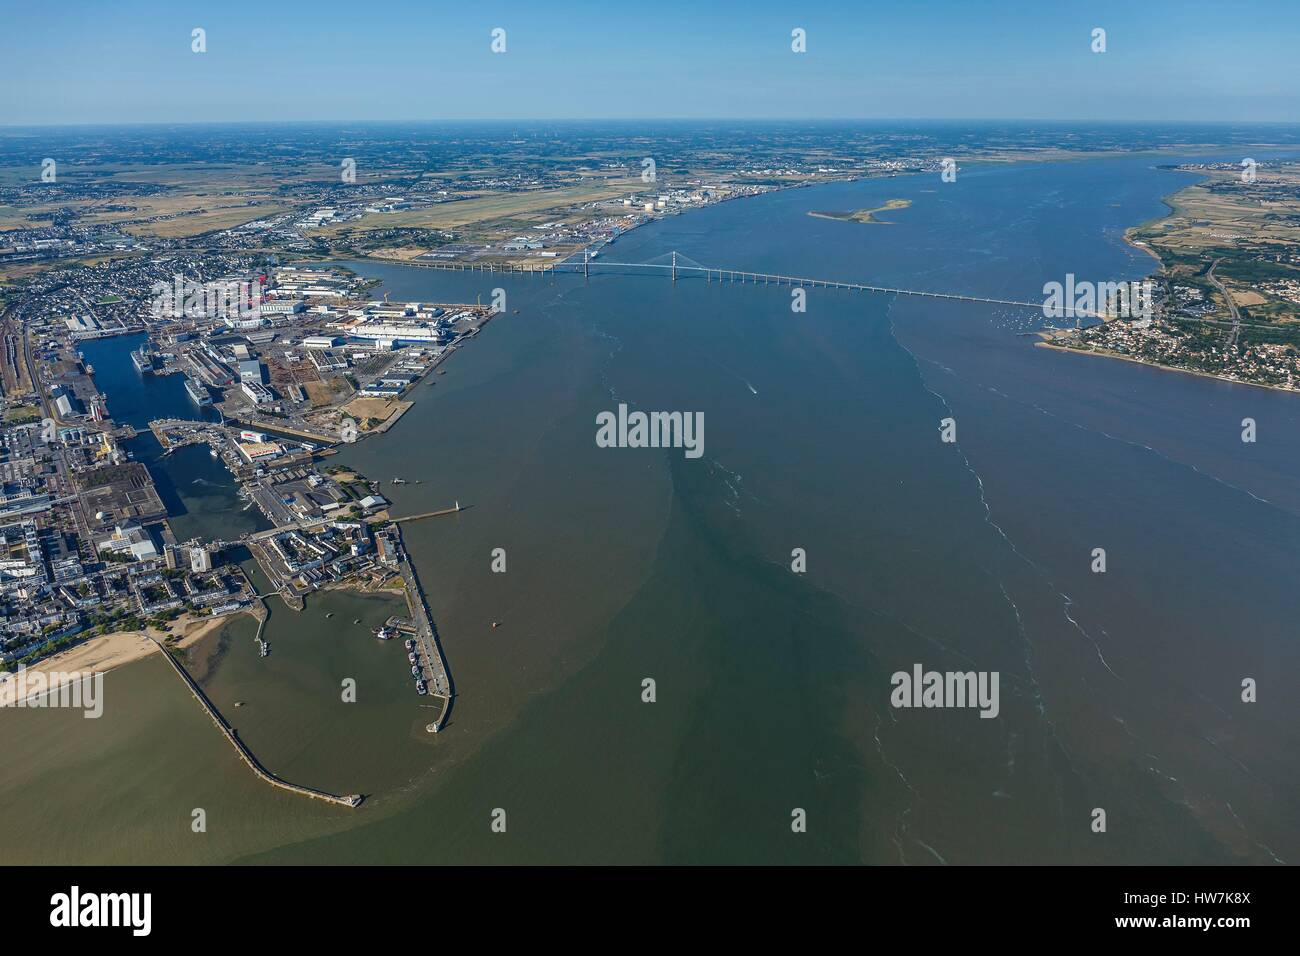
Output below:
[2,153,1296,864]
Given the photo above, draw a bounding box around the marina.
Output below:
[5,100,1298,870]
[389,522,453,730]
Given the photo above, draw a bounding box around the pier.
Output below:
[146,635,363,808]
[389,504,464,524]
[245,498,461,544]
[391,523,454,732]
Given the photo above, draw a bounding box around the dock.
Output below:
[228,417,339,445]
[392,523,454,732]
[146,635,362,808]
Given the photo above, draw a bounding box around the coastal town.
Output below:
[3,121,1300,821]
[0,255,471,739]
[0,128,956,801]
[1041,310,1300,390]
[1046,159,1300,389]
[0,134,960,681]
[4,0,1300,898]
[6,144,1300,689]
[5,131,1300,674]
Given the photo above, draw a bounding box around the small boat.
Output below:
[209,447,219,459]
[353,619,361,625]
[491,621,500,629]
[325,612,334,618]
[392,477,408,485]
[410,665,421,677]
[234,701,245,708]
[407,652,417,663]
[404,639,415,650]
[415,681,427,695]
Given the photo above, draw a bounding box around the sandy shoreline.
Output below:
[0,613,238,707]
[1123,228,1165,267]
[808,198,912,225]
[1035,338,1300,394]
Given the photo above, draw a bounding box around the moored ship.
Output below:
[184,377,212,406]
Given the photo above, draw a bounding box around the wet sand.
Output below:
[0,614,238,707]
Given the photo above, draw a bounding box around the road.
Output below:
[1207,258,1242,349]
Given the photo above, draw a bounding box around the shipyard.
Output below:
[0,255,476,803]
[4,2,1298,886]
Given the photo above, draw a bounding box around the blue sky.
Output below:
[2,0,1298,125]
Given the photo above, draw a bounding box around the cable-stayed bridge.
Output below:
[388,249,1057,313]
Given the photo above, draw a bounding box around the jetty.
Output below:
[392,523,454,732]
[147,635,362,808]
[390,504,464,524]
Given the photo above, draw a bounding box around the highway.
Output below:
[1206,258,1242,349]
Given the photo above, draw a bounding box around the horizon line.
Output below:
[4,117,1300,131]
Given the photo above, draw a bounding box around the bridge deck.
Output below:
[384,253,1087,316]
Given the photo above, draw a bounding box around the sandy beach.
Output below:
[0,613,236,707]
[1123,227,1165,266]
[1035,337,1300,394]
